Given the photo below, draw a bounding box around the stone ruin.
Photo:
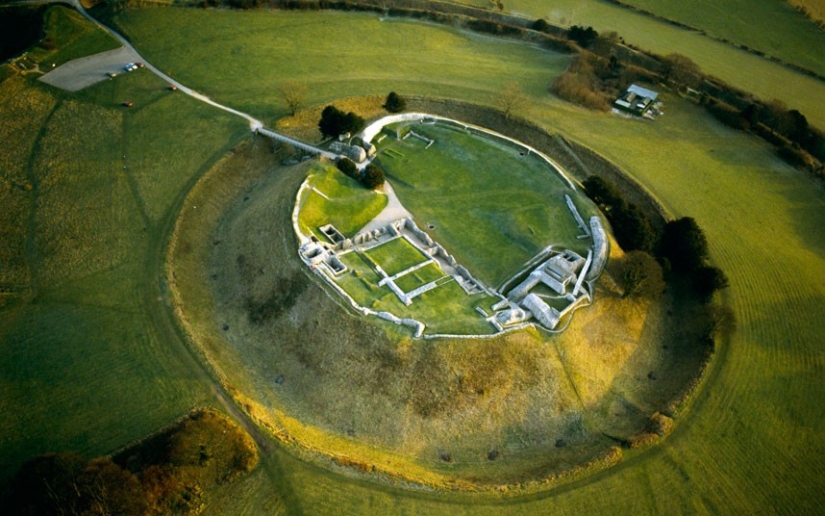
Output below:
[299,239,348,276]
[489,198,609,332]
[496,249,591,331]
[329,141,367,163]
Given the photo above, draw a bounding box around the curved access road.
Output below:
[67,0,263,131]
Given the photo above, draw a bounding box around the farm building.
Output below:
[614,84,659,117]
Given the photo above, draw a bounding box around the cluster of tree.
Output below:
[566,25,599,48]
[703,97,825,173]
[550,47,658,112]
[550,52,612,111]
[2,409,258,516]
[336,158,385,190]
[583,176,657,253]
[0,6,47,62]
[658,217,729,299]
[583,176,729,300]
[383,91,406,113]
[318,105,365,139]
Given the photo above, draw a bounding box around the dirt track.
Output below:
[38,46,141,92]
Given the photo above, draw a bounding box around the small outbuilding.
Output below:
[614,84,659,117]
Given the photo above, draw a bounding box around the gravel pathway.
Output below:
[38,46,142,92]
[359,181,413,234]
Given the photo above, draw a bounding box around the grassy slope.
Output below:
[498,0,825,78]
[299,164,388,238]
[28,5,121,67]
[605,0,825,76]
[0,53,248,487]
[1,5,821,514]
[504,0,825,129]
[110,8,570,123]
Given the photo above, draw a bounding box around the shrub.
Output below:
[550,52,611,111]
[567,25,598,48]
[645,412,674,436]
[362,164,385,189]
[318,105,365,138]
[583,175,621,208]
[531,18,550,32]
[610,202,657,252]
[383,91,406,113]
[705,99,750,130]
[335,157,358,179]
[583,175,657,252]
[6,453,148,515]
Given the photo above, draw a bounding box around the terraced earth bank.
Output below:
[169,129,709,487]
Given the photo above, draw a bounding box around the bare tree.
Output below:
[497,81,529,120]
[279,80,308,116]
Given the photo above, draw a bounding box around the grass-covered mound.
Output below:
[169,138,709,488]
[297,164,387,238]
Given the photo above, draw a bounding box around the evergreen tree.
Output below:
[383,91,407,113]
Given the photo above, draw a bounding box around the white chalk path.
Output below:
[358,181,413,234]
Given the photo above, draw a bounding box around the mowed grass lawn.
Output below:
[377,123,597,285]
[363,236,428,277]
[109,8,570,122]
[0,22,248,484]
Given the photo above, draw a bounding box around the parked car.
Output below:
[107,72,117,78]
[168,84,178,91]
[122,101,134,107]
[124,63,138,72]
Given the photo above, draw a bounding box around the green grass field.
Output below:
[1,3,823,514]
[363,237,428,277]
[296,165,499,335]
[0,18,248,487]
[109,8,571,123]
[394,262,445,292]
[603,0,825,76]
[377,122,598,285]
[28,6,120,68]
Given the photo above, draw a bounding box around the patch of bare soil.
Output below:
[172,124,709,488]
